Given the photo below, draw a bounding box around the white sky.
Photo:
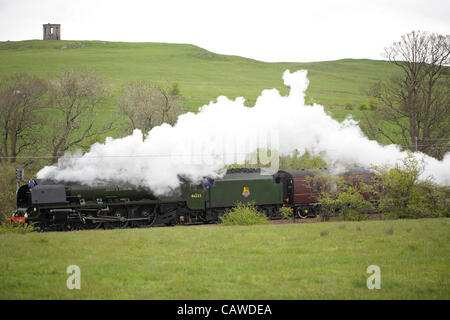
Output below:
[0,0,449,62]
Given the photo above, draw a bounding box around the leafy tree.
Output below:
[279,150,328,170]
[118,81,184,135]
[362,31,450,159]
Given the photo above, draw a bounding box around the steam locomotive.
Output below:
[9,167,375,231]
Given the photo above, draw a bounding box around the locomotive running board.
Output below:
[83,215,154,222]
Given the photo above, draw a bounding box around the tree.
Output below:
[0,73,47,163]
[46,71,112,161]
[0,162,17,221]
[362,31,450,159]
[118,81,184,135]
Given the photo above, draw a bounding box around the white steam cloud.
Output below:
[37,70,450,194]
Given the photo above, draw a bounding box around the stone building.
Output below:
[43,23,61,40]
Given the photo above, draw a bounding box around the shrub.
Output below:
[359,104,368,111]
[220,202,269,226]
[316,175,373,221]
[368,97,380,111]
[0,221,35,234]
[279,206,294,220]
[344,103,353,110]
[371,154,448,219]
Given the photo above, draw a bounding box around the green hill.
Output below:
[0,40,399,112]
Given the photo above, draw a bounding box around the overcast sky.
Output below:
[0,0,448,62]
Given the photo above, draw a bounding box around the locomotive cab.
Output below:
[9,184,33,224]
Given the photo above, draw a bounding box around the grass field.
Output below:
[0,40,399,111]
[1,218,448,299]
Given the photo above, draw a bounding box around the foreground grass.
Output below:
[0,218,448,299]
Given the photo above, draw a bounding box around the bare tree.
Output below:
[118,81,184,135]
[46,71,112,161]
[157,82,184,125]
[0,73,47,163]
[362,31,450,159]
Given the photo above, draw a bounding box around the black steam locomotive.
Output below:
[9,168,375,231]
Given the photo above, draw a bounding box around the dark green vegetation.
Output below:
[0,218,448,299]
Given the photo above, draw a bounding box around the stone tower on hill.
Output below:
[43,23,61,40]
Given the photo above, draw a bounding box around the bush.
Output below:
[316,175,373,221]
[280,206,294,220]
[220,202,269,226]
[359,104,368,111]
[0,221,35,234]
[368,97,380,111]
[344,103,353,110]
[371,154,449,219]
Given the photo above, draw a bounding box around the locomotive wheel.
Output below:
[113,208,129,229]
[135,206,157,227]
[296,207,308,219]
[95,222,104,229]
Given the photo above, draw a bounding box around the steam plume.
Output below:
[37,70,450,193]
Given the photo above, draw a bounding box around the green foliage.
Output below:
[371,154,449,219]
[279,206,294,220]
[279,150,328,170]
[316,174,373,221]
[367,97,379,111]
[169,82,181,96]
[344,103,353,110]
[228,149,328,171]
[0,221,35,234]
[359,104,368,111]
[220,202,268,226]
[0,162,17,222]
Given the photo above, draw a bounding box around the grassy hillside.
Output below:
[0,218,448,299]
[0,40,399,111]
